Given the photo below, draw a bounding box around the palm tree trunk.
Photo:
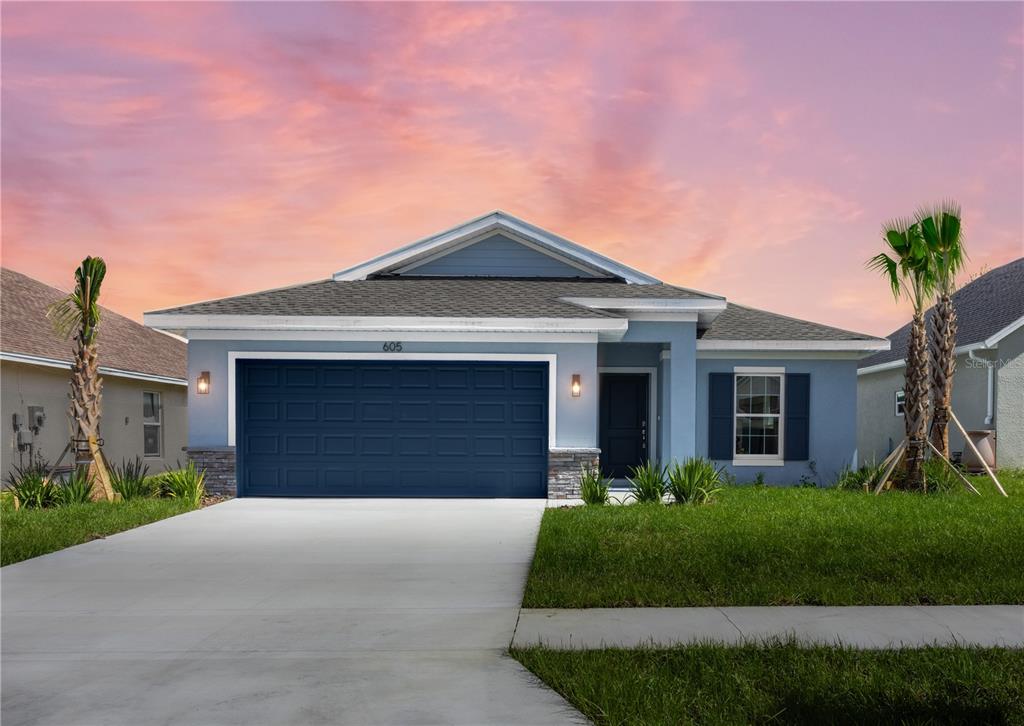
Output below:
[69,337,110,499]
[929,293,957,457]
[904,310,930,488]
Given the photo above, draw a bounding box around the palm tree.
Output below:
[47,257,113,500]
[868,220,935,489]
[918,202,965,458]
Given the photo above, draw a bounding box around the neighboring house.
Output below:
[1,268,188,478]
[144,211,888,498]
[858,258,1024,469]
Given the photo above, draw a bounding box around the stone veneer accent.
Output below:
[185,447,236,496]
[547,448,601,499]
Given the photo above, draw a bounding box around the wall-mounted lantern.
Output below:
[197,371,211,395]
[571,374,582,398]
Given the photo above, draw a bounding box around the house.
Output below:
[144,212,888,498]
[858,258,1024,469]
[1,268,188,478]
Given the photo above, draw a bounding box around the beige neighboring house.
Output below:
[1,268,187,478]
[857,258,1024,469]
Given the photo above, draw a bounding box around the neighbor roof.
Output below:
[859,257,1024,369]
[700,303,883,342]
[1,268,186,381]
[147,278,720,319]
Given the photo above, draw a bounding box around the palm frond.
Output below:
[46,294,84,340]
[916,200,965,294]
[46,257,107,342]
[867,252,901,299]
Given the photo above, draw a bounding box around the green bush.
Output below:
[6,464,59,509]
[110,456,154,500]
[56,467,94,505]
[159,461,206,508]
[834,461,884,491]
[627,461,666,503]
[579,466,611,505]
[922,457,962,494]
[666,457,724,505]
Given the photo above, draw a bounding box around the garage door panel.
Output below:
[237,360,548,497]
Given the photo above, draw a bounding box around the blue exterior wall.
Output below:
[619,322,697,462]
[696,358,859,485]
[187,339,598,449]
[406,234,600,277]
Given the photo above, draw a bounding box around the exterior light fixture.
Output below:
[571,374,582,397]
[197,371,211,395]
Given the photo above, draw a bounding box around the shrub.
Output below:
[666,458,724,505]
[6,465,59,509]
[110,456,154,500]
[579,466,611,505]
[627,461,666,503]
[56,467,94,505]
[159,461,206,508]
[834,461,884,492]
[922,457,961,494]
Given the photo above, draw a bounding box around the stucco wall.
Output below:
[697,358,859,485]
[186,339,600,449]
[857,353,992,465]
[995,326,1024,468]
[1,361,188,478]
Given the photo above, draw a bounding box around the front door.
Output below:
[599,373,650,478]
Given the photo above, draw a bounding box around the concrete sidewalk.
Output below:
[513,606,1024,649]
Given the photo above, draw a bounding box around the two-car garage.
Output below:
[235,360,549,498]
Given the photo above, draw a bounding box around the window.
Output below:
[143,392,162,457]
[734,370,783,463]
[895,390,905,417]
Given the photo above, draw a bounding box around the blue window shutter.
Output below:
[785,373,810,461]
[708,373,734,460]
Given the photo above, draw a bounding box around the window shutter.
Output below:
[708,373,734,460]
[784,373,810,461]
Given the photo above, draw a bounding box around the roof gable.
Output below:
[1,268,186,381]
[859,257,1024,369]
[332,211,661,284]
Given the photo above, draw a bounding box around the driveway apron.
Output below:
[1,498,585,726]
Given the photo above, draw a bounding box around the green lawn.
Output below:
[524,473,1024,607]
[1,498,196,566]
[513,641,1024,726]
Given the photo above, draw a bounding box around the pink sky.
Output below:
[2,2,1021,336]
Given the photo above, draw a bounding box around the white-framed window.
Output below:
[733,367,784,466]
[143,391,162,458]
[895,390,905,417]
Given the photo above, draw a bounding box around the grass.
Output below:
[1,497,195,566]
[513,641,1024,726]
[523,471,1024,607]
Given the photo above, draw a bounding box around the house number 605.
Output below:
[382,342,403,352]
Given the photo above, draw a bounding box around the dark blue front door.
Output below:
[236,360,548,497]
[599,373,650,478]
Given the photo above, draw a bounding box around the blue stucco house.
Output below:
[145,212,888,498]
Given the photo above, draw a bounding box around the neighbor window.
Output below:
[143,391,162,457]
[895,390,905,417]
[734,371,783,461]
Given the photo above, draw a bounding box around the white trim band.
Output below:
[0,351,187,386]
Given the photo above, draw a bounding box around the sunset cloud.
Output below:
[2,2,1020,337]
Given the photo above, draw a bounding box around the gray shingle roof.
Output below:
[859,258,1024,368]
[699,303,881,341]
[1,268,186,379]
[148,278,720,319]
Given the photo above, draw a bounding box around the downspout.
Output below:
[967,350,994,426]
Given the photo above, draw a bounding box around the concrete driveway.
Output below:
[1,499,584,726]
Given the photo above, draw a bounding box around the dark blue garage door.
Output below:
[236,360,549,497]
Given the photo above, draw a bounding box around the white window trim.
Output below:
[597,366,658,462]
[732,366,785,467]
[225,352,558,448]
[143,391,163,458]
[895,389,905,417]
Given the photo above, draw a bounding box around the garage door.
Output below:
[236,360,549,497]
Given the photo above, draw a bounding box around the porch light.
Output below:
[571,374,582,397]
[197,371,211,395]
